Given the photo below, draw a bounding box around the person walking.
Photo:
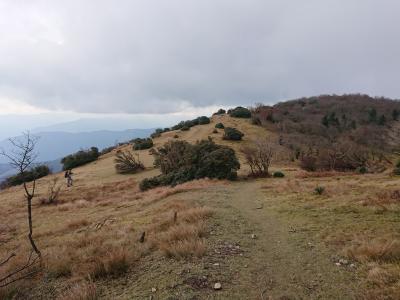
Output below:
[65,169,74,187]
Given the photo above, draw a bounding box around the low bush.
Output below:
[213,108,226,115]
[61,147,99,170]
[228,106,251,118]
[314,186,325,195]
[197,116,211,125]
[114,151,145,174]
[132,138,153,150]
[223,127,244,141]
[241,138,274,177]
[358,166,368,174]
[215,122,224,129]
[300,155,317,172]
[394,160,400,175]
[140,139,240,190]
[2,165,51,187]
[273,171,285,178]
[171,116,211,131]
[100,145,117,155]
[40,178,62,205]
[212,129,218,134]
[181,126,190,131]
[150,128,163,139]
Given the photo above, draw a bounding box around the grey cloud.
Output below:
[0,0,399,113]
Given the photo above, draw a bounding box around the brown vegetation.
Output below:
[241,137,274,177]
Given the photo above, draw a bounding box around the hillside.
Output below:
[253,94,400,150]
[1,109,400,299]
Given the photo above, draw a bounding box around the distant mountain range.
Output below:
[0,128,153,180]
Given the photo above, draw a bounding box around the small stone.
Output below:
[151,288,157,293]
[350,263,356,268]
[214,282,222,290]
[251,234,257,239]
[213,263,220,266]
[335,262,341,266]
[339,259,348,265]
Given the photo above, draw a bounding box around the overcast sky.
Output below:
[0,0,399,132]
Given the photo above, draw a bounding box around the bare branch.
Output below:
[0,253,16,267]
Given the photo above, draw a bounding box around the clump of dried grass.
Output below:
[160,238,207,258]
[367,265,392,286]
[345,238,400,262]
[58,279,98,300]
[139,179,225,207]
[362,189,400,208]
[296,171,355,179]
[147,203,212,259]
[67,219,90,230]
[91,250,129,279]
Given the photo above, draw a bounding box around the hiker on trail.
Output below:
[65,169,74,187]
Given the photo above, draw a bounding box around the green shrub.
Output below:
[213,109,226,115]
[197,116,210,125]
[181,126,190,131]
[314,186,325,195]
[132,138,153,150]
[140,139,240,190]
[228,106,251,118]
[223,127,244,141]
[357,166,368,174]
[215,123,224,129]
[273,171,285,178]
[100,145,117,155]
[396,160,400,168]
[150,128,163,139]
[61,147,99,170]
[394,161,400,175]
[170,116,211,131]
[2,165,51,187]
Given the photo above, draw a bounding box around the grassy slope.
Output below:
[1,115,400,299]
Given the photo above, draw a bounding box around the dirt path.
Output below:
[198,180,359,299]
[92,179,359,299]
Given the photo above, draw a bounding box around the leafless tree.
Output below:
[326,141,351,171]
[241,137,274,176]
[0,251,41,288]
[40,177,61,205]
[0,132,41,257]
[0,132,43,288]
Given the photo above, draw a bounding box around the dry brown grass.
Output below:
[67,219,90,230]
[345,238,400,263]
[160,238,207,258]
[362,189,400,208]
[0,172,214,298]
[367,266,393,286]
[147,203,212,259]
[58,279,98,300]
[295,171,353,179]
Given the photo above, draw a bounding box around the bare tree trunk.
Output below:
[27,197,41,257]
